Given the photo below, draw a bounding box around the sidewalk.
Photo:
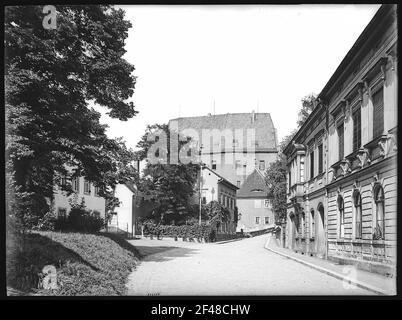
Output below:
[264,235,396,295]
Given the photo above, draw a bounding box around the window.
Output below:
[310,150,315,179]
[264,217,269,224]
[300,156,305,183]
[72,177,80,193]
[353,108,362,151]
[373,87,384,138]
[259,160,265,171]
[202,196,207,204]
[237,181,241,188]
[255,217,260,225]
[310,210,315,238]
[264,199,270,208]
[235,160,241,170]
[94,185,100,197]
[338,196,345,238]
[60,175,67,189]
[337,123,344,160]
[58,207,67,217]
[84,179,91,195]
[318,144,323,174]
[374,185,385,240]
[354,191,362,239]
[211,160,217,170]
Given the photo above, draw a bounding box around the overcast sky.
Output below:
[94,4,381,151]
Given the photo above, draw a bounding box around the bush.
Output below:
[54,205,104,233]
[34,211,57,231]
[143,220,214,241]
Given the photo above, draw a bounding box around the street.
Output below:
[126,235,373,295]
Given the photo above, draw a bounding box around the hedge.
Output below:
[143,222,215,241]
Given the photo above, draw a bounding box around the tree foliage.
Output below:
[265,131,296,224]
[297,93,317,128]
[135,124,199,224]
[5,5,138,229]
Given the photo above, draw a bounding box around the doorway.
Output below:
[316,203,326,258]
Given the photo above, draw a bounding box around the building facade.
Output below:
[236,169,275,233]
[196,165,239,234]
[283,4,397,276]
[168,112,278,187]
[53,176,106,218]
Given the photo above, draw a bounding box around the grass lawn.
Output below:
[6,231,140,296]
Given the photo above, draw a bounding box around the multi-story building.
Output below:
[236,168,275,233]
[196,165,239,234]
[283,4,397,276]
[168,112,278,187]
[53,175,106,218]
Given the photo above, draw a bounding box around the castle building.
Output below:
[168,112,278,187]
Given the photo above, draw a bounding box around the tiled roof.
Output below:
[124,181,137,194]
[237,168,270,199]
[169,113,277,150]
[202,165,238,191]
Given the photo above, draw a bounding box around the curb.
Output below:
[264,236,389,296]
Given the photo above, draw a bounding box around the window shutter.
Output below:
[310,150,314,179]
[373,88,384,138]
[318,144,323,174]
[353,108,361,151]
[338,124,344,160]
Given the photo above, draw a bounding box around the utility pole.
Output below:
[199,144,203,225]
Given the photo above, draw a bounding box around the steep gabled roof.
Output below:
[202,165,239,191]
[169,113,278,151]
[237,169,270,199]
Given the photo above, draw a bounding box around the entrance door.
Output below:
[289,215,296,250]
[316,204,326,257]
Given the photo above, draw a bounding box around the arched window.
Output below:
[373,185,385,240]
[310,210,315,239]
[353,191,362,239]
[338,195,345,238]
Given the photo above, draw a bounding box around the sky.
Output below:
[93,4,381,151]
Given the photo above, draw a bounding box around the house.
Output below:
[53,175,106,218]
[196,165,239,234]
[168,112,278,187]
[107,182,156,236]
[283,4,397,276]
[236,168,274,233]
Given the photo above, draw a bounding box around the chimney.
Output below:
[251,110,255,123]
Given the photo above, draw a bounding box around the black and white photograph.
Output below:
[4,3,398,299]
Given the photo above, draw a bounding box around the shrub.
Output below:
[143,220,214,241]
[54,205,104,233]
[34,211,57,231]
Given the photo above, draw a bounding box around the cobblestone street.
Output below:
[126,235,374,295]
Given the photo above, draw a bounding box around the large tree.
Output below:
[5,5,138,229]
[135,124,199,224]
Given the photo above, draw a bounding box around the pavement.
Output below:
[125,234,392,296]
[264,235,396,295]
